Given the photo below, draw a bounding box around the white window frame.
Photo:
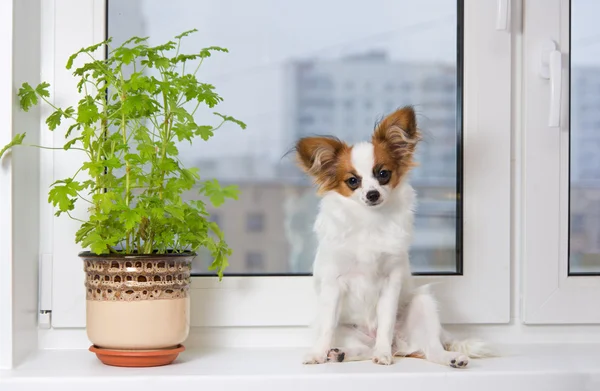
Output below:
[46,0,512,329]
[522,0,600,324]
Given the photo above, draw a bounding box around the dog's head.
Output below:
[295,106,420,208]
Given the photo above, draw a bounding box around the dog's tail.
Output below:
[441,329,497,358]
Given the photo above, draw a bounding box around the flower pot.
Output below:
[80,252,193,367]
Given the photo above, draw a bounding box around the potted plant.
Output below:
[0,30,245,367]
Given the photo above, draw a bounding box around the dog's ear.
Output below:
[295,136,347,185]
[372,106,420,162]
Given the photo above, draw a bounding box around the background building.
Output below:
[570,66,600,272]
[192,51,459,274]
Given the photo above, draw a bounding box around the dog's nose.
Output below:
[366,190,380,203]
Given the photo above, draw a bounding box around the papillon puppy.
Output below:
[295,107,491,368]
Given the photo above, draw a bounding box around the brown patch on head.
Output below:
[372,106,421,188]
[295,136,357,196]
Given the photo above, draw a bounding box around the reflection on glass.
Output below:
[570,0,600,274]
[108,0,459,275]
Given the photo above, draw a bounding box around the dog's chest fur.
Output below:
[312,183,415,329]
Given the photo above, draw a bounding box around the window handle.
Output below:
[495,0,510,31]
[540,40,562,128]
[548,50,562,127]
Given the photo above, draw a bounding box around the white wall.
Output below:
[0,0,42,369]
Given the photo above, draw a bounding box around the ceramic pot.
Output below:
[80,252,193,360]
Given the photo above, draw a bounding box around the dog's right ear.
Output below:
[295,136,346,180]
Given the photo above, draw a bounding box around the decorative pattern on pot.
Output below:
[83,258,191,301]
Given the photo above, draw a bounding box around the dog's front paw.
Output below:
[303,351,328,365]
[372,349,394,365]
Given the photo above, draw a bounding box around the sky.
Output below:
[108,0,455,165]
[108,0,600,166]
[572,0,600,65]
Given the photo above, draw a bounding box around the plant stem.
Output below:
[24,144,88,153]
[120,70,131,252]
[39,97,63,113]
[66,211,87,223]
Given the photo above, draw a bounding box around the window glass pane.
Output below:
[570,0,600,274]
[107,0,461,275]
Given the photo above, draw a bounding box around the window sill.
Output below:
[2,344,600,391]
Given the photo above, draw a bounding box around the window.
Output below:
[108,0,463,276]
[44,0,511,328]
[246,213,265,233]
[245,252,265,272]
[210,213,221,228]
[522,0,600,323]
[570,0,600,275]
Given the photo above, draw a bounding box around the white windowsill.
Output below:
[2,344,600,391]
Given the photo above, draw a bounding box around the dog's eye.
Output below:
[346,176,360,190]
[378,170,391,179]
[377,170,391,185]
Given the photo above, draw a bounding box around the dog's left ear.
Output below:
[372,106,420,162]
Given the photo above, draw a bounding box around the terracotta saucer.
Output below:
[89,345,185,367]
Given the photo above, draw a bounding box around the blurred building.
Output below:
[193,51,459,274]
[569,66,600,272]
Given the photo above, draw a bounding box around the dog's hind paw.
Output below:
[326,348,346,362]
[449,355,469,369]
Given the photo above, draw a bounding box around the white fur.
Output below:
[303,143,492,368]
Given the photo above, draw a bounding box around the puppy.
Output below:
[296,107,491,368]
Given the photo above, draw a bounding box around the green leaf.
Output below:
[0,133,26,159]
[65,121,81,139]
[180,167,200,183]
[63,137,82,150]
[127,73,151,91]
[82,232,115,255]
[35,82,51,99]
[145,52,171,69]
[222,185,239,200]
[82,161,105,176]
[199,46,229,58]
[104,156,123,169]
[165,205,185,222]
[119,36,149,47]
[89,213,109,222]
[18,83,38,111]
[201,179,238,207]
[121,209,141,231]
[172,123,194,143]
[150,207,164,219]
[158,157,178,172]
[174,29,198,39]
[148,41,177,52]
[207,239,231,280]
[121,94,158,116]
[195,126,214,141]
[64,107,75,117]
[164,141,178,156]
[66,39,111,69]
[208,221,225,241]
[93,192,117,214]
[46,107,72,131]
[117,47,136,64]
[214,112,247,129]
[48,179,82,211]
[77,96,99,124]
